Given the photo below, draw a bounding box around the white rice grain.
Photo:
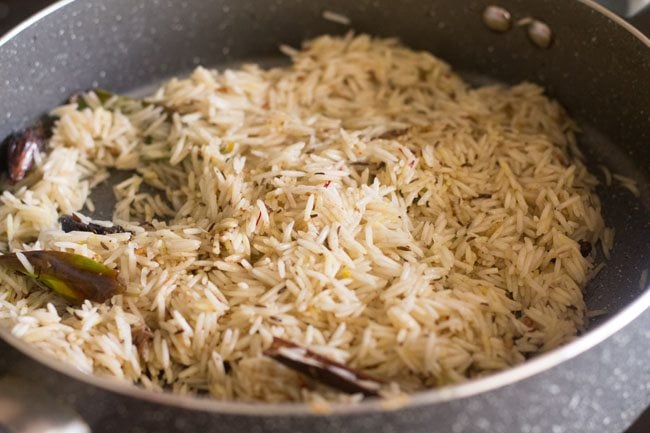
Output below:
[322,10,351,26]
[15,252,34,276]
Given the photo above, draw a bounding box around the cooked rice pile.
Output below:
[0,34,612,403]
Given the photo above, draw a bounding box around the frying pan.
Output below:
[0,0,649,432]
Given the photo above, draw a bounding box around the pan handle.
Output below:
[0,376,89,433]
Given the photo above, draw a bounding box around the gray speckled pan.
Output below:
[0,1,649,432]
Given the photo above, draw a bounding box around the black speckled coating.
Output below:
[0,1,648,432]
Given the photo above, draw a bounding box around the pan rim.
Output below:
[0,0,648,416]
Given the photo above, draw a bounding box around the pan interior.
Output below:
[0,0,648,414]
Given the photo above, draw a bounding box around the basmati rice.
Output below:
[15,252,34,276]
[612,173,640,197]
[0,34,612,402]
[322,10,351,26]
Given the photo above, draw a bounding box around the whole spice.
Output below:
[60,214,128,235]
[527,19,553,49]
[482,5,512,33]
[1,125,47,182]
[264,337,383,397]
[0,251,124,303]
